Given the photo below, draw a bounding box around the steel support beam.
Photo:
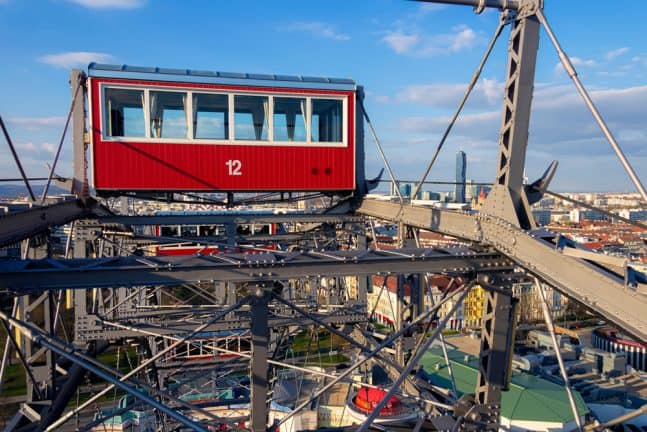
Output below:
[471,287,516,429]
[79,310,367,342]
[357,287,471,432]
[1,312,209,432]
[482,7,540,230]
[274,285,469,429]
[415,0,520,10]
[70,70,88,198]
[356,198,647,343]
[46,297,250,432]
[97,213,364,226]
[250,289,270,432]
[535,277,583,431]
[0,248,512,293]
[0,199,93,248]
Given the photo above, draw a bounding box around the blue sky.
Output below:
[0,0,645,192]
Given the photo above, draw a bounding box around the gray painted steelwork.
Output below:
[0,199,93,248]
[80,310,368,342]
[98,212,364,226]
[250,290,270,432]
[88,63,356,92]
[3,2,644,431]
[71,69,88,198]
[357,198,647,343]
[0,248,512,292]
[536,277,584,430]
[473,288,516,427]
[415,0,520,10]
[1,311,209,432]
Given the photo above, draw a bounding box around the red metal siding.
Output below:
[90,78,356,192]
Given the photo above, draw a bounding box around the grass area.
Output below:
[372,322,392,332]
[442,329,461,336]
[301,353,350,367]
[72,388,128,407]
[96,348,138,374]
[0,346,138,401]
[290,330,350,356]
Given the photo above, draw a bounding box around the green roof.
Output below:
[419,348,588,423]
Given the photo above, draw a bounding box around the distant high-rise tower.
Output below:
[455,150,466,203]
[399,183,412,198]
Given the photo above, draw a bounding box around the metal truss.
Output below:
[0,247,512,293]
[0,198,96,248]
[2,1,647,431]
[0,215,509,431]
[357,198,647,343]
[80,307,370,342]
[97,213,365,226]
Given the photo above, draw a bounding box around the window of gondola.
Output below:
[234,95,268,141]
[198,225,219,236]
[181,225,198,237]
[311,99,342,143]
[160,225,180,236]
[150,91,188,139]
[273,97,306,142]
[102,85,347,146]
[193,93,229,139]
[105,88,146,138]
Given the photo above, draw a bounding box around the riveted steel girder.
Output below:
[357,198,647,343]
[0,248,512,293]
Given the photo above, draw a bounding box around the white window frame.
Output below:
[232,93,271,143]
[271,95,309,145]
[308,96,347,147]
[101,85,148,140]
[98,82,349,148]
[192,91,232,142]
[147,88,191,141]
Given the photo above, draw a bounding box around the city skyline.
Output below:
[0,0,645,193]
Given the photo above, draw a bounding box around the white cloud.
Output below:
[284,22,349,41]
[7,116,66,130]
[480,78,500,105]
[379,81,647,191]
[447,25,477,52]
[17,142,37,151]
[400,110,499,134]
[630,55,647,68]
[15,141,57,154]
[37,51,113,68]
[65,0,145,9]
[605,47,629,61]
[554,56,596,75]
[572,57,597,67]
[396,83,647,168]
[0,152,72,179]
[383,25,480,57]
[374,95,391,104]
[397,77,503,108]
[383,32,419,54]
[40,143,57,154]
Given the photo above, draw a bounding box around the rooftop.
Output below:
[88,63,356,91]
[419,348,589,423]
